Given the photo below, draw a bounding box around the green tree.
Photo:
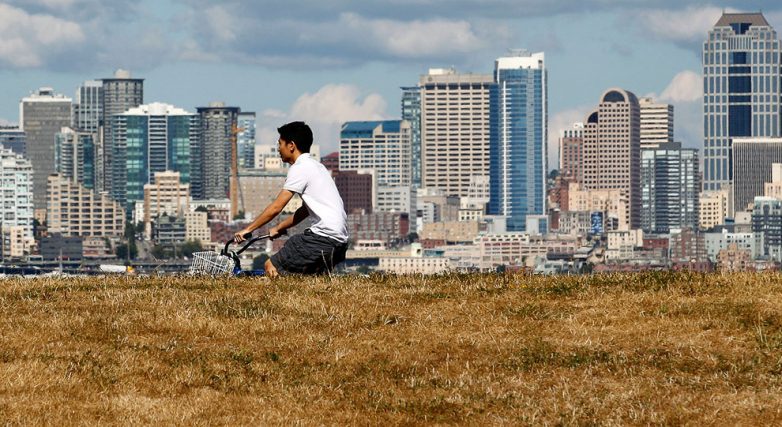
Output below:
[180,240,204,258]
[252,253,269,270]
[116,243,138,261]
[151,245,167,259]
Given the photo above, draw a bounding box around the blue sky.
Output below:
[0,1,780,167]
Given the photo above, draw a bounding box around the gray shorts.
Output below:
[270,229,348,275]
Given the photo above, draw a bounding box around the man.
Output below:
[234,121,349,277]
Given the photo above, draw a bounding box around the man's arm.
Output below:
[234,190,295,242]
[270,205,310,236]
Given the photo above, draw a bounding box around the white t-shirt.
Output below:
[283,153,349,243]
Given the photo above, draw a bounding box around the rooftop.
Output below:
[715,12,770,27]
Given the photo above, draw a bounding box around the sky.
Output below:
[0,1,781,169]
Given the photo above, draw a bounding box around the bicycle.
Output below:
[189,232,283,276]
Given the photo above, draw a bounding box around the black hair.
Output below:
[277,121,313,153]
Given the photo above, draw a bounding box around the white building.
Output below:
[699,185,733,229]
[184,211,211,244]
[340,121,411,213]
[0,148,34,250]
[605,229,644,260]
[704,229,759,262]
[144,171,190,239]
[255,144,320,170]
[419,68,493,198]
[378,243,451,274]
[639,97,674,149]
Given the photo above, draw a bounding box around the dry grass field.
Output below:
[2,272,782,425]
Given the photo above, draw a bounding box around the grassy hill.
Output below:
[1,272,782,424]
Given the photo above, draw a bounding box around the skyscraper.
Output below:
[74,80,103,133]
[639,97,673,149]
[419,68,493,198]
[340,120,412,212]
[703,12,781,191]
[55,127,97,191]
[20,87,72,215]
[559,123,584,183]
[488,51,547,232]
[193,102,240,200]
[401,86,422,188]
[0,148,33,246]
[0,126,25,156]
[732,137,782,213]
[112,102,197,211]
[582,88,641,230]
[102,69,143,195]
[640,145,700,233]
[237,111,256,169]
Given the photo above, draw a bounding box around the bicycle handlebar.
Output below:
[222,230,287,256]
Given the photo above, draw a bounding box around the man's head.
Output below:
[277,121,313,163]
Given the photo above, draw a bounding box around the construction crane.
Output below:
[230,124,245,220]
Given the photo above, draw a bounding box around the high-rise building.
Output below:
[55,127,97,190]
[0,148,33,248]
[193,102,240,200]
[236,169,298,218]
[699,185,733,230]
[20,87,72,214]
[764,163,782,199]
[639,97,673,149]
[401,86,422,188]
[102,69,143,195]
[488,51,547,231]
[46,175,125,237]
[340,120,412,212]
[559,123,584,183]
[321,152,339,175]
[732,137,782,213]
[703,12,781,191]
[334,170,373,214]
[419,68,493,198]
[582,88,641,229]
[184,211,211,244]
[752,196,782,261]
[640,145,700,233]
[237,111,256,169]
[112,102,197,210]
[0,127,25,156]
[143,171,190,238]
[74,80,103,133]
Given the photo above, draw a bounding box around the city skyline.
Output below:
[1,2,781,168]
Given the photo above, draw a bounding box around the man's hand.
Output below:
[269,227,285,240]
[234,228,253,243]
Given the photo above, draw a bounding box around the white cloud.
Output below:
[0,3,85,67]
[0,118,16,127]
[256,84,390,154]
[548,107,590,171]
[647,70,703,148]
[637,6,738,45]
[659,70,702,103]
[339,12,485,58]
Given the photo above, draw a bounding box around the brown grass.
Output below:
[1,272,782,425]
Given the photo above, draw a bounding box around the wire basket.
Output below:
[190,251,235,275]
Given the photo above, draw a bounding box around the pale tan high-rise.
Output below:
[639,97,673,149]
[582,88,641,230]
[419,69,493,198]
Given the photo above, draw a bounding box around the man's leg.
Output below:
[264,258,279,278]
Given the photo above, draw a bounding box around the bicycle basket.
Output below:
[189,251,235,275]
